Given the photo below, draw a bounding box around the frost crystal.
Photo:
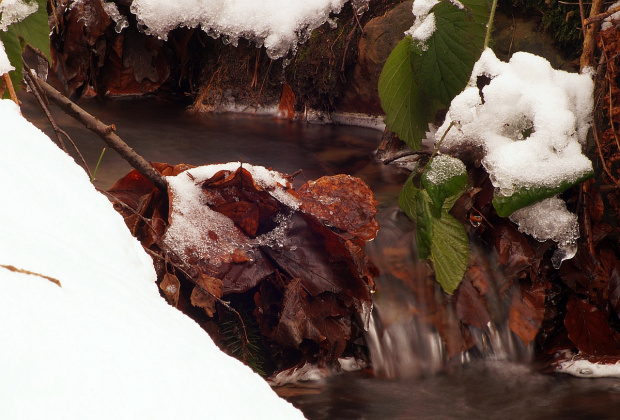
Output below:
[425,155,466,185]
[0,0,37,31]
[129,0,355,59]
[103,1,129,33]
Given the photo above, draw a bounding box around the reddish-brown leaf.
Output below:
[509,280,547,345]
[564,296,620,356]
[608,266,620,317]
[297,174,379,241]
[494,220,534,276]
[456,268,491,330]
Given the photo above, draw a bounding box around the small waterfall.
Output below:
[364,206,533,379]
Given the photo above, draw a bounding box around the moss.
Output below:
[504,0,586,60]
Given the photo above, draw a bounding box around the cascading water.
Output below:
[363,205,533,379]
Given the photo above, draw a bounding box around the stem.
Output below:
[91,148,106,183]
[484,0,498,49]
[428,121,455,164]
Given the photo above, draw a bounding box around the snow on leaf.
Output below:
[410,0,488,106]
[160,272,180,307]
[422,154,467,216]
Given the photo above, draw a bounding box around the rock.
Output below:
[338,1,414,115]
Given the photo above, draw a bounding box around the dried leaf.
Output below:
[609,266,620,317]
[297,174,379,241]
[278,83,296,120]
[456,267,491,330]
[509,280,547,345]
[564,296,620,356]
[160,272,180,307]
[494,220,534,277]
[190,274,224,317]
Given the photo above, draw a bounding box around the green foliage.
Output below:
[422,155,468,217]
[493,170,595,217]
[0,0,50,98]
[399,176,469,294]
[379,37,441,150]
[411,0,488,106]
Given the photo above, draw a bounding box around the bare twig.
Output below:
[584,4,620,26]
[35,76,168,193]
[593,128,620,189]
[581,0,605,70]
[1,264,62,287]
[2,73,19,105]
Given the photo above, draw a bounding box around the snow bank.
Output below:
[129,0,364,59]
[0,99,304,419]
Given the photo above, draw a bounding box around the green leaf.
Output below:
[492,170,595,217]
[410,0,488,106]
[379,37,441,150]
[430,210,470,294]
[1,0,50,97]
[399,178,432,259]
[0,29,22,99]
[9,0,51,63]
[422,155,467,216]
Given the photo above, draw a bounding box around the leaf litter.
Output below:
[108,161,379,377]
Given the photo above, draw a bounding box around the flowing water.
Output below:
[20,94,620,419]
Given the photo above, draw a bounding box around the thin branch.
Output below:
[1,264,62,287]
[593,128,620,189]
[35,76,168,193]
[584,4,620,26]
[484,0,498,49]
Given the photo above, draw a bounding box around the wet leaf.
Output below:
[190,274,224,317]
[509,280,547,345]
[456,269,491,329]
[608,266,620,317]
[297,174,379,241]
[492,171,594,217]
[431,209,469,294]
[564,297,620,356]
[494,220,534,276]
[160,272,180,307]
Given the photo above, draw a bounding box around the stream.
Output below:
[21,94,620,419]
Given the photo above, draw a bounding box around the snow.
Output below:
[405,0,439,49]
[0,99,305,419]
[602,1,620,31]
[555,350,620,378]
[424,154,466,185]
[129,0,366,59]
[163,163,299,267]
[0,39,14,75]
[435,49,594,264]
[0,0,37,31]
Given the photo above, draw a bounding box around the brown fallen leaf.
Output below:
[564,296,620,356]
[160,272,180,307]
[191,274,224,317]
[509,280,547,345]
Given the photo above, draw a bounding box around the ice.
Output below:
[509,197,579,269]
[405,0,439,49]
[129,0,364,59]
[555,350,620,378]
[424,154,466,185]
[103,1,129,33]
[163,162,300,266]
[0,39,14,75]
[0,0,37,31]
[436,49,593,264]
[0,99,304,419]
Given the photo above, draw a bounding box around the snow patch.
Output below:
[129,0,365,59]
[0,99,304,419]
[0,39,14,75]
